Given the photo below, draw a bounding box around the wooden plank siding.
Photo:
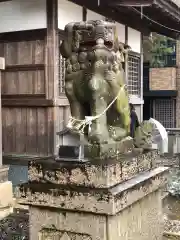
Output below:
[0,29,46,97]
[0,1,71,158]
[2,105,70,156]
[2,107,53,155]
[0,29,52,156]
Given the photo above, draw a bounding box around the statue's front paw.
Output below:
[108,126,127,141]
[88,131,109,144]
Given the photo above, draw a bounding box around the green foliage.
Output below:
[143,33,175,67]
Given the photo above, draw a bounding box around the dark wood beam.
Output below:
[77,0,153,6]
[0,29,45,42]
[2,97,69,107]
[1,94,46,99]
[2,99,54,107]
[118,5,179,39]
[135,5,180,38]
[5,64,45,72]
[109,0,153,6]
[83,6,87,21]
[154,0,180,22]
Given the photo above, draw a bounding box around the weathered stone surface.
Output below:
[16,167,168,215]
[28,150,158,188]
[28,181,166,240]
[0,166,9,183]
[39,229,92,240]
[108,190,164,240]
[84,138,134,160]
[18,150,167,240]
[0,180,14,221]
[0,181,13,208]
[29,207,106,240]
[0,167,14,221]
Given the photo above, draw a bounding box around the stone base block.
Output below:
[0,166,14,220]
[17,159,168,240]
[17,167,168,215]
[30,189,163,240]
[16,150,167,240]
[27,149,158,188]
[0,206,13,221]
[0,181,13,208]
[84,137,134,160]
[0,166,9,183]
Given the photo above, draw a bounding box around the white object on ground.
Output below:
[149,118,168,153]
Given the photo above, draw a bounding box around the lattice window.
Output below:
[58,38,66,95]
[153,99,176,128]
[128,53,141,96]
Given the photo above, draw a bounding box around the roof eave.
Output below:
[69,0,180,38]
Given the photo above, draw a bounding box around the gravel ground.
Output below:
[164,218,180,233]
[0,208,29,239]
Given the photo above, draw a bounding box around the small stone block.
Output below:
[84,138,134,160]
[0,206,13,221]
[0,166,9,183]
[0,57,5,70]
[0,181,13,207]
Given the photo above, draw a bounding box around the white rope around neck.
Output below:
[67,84,126,134]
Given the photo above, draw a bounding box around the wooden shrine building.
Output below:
[0,0,179,161]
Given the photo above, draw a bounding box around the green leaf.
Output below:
[143,32,175,67]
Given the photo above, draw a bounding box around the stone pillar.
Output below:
[17,150,168,240]
[0,58,13,220]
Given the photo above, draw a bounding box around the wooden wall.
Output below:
[0,0,72,158]
[0,30,45,96]
[0,28,70,157]
[2,107,54,155]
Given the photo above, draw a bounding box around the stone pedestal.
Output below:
[16,150,168,240]
[0,166,13,220]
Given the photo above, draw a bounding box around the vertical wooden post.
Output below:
[46,0,58,100]
[46,0,59,156]
[0,57,5,166]
[82,6,87,21]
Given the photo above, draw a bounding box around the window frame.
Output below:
[127,51,141,96]
[58,30,66,96]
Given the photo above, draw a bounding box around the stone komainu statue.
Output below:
[60,20,130,144]
[60,20,154,149]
